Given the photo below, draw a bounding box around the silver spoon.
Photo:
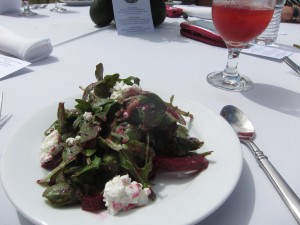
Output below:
[220,105,300,224]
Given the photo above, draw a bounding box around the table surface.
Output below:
[1,4,300,225]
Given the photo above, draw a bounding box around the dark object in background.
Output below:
[180,0,212,6]
[150,0,167,26]
[89,0,114,27]
[180,0,197,4]
[90,0,166,27]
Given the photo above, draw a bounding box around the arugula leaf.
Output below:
[119,149,152,188]
[79,121,101,144]
[92,98,120,122]
[95,63,104,81]
[42,182,83,206]
[75,99,92,114]
[57,102,67,134]
[121,76,140,86]
[73,156,101,177]
[101,153,120,175]
[118,134,154,187]
[94,73,120,98]
[125,92,166,130]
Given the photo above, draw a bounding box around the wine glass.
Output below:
[19,0,38,16]
[50,1,67,12]
[207,0,276,91]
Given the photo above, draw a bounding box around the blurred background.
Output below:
[28,0,212,6]
[29,0,57,3]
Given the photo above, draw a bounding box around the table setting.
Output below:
[0,1,300,225]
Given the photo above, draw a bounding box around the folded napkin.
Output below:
[0,0,20,14]
[174,5,212,20]
[0,26,53,63]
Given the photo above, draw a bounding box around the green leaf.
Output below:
[37,162,66,186]
[135,93,166,129]
[119,148,153,187]
[101,153,120,175]
[92,98,120,121]
[121,76,140,86]
[83,149,97,157]
[79,121,101,144]
[57,102,67,133]
[73,156,101,177]
[62,145,82,162]
[95,63,104,81]
[42,182,83,206]
[72,115,83,130]
[98,136,126,151]
[75,99,92,114]
[94,74,120,98]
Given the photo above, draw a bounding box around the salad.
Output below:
[37,63,212,215]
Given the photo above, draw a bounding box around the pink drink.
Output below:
[213,3,274,44]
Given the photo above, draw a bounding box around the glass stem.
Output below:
[223,47,242,82]
[24,0,30,10]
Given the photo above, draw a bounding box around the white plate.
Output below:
[0,93,243,225]
[61,0,93,6]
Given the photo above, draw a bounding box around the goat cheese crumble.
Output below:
[103,174,151,215]
[40,130,63,165]
[65,135,81,146]
[83,112,93,121]
[110,81,142,101]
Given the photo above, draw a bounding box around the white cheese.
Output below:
[110,81,142,101]
[83,112,93,121]
[40,130,63,165]
[65,135,81,146]
[103,174,151,215]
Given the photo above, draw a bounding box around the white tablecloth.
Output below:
[0,4,300,225]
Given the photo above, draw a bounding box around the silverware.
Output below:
[283,56,300,76]
[220,105,300,224]
[0,92,3,118]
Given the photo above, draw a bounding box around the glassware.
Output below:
[19,0,38,16]
[254,0,287,46]
[50,1,67,12]
[207,0,276,91]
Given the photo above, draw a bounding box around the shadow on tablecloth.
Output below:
[241,83,300,118]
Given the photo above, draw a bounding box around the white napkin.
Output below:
[174,5,212,20]
[0,26,53,63]
[0,0,20,14]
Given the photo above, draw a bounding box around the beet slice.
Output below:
[81,193,106,212]
[154,153,212,172]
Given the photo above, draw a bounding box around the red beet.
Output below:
[81,193,106,212]
[154,152,212,172]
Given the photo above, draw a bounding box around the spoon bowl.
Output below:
[220,105,255,140]
[220,105,300,224]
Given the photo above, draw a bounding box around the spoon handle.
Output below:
[242,140,300,224]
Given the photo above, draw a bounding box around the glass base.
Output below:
[19,9,38,16]
[207,71,253,91]
[50,6,67,12]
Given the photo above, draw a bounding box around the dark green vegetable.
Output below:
[42,182,83,206]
